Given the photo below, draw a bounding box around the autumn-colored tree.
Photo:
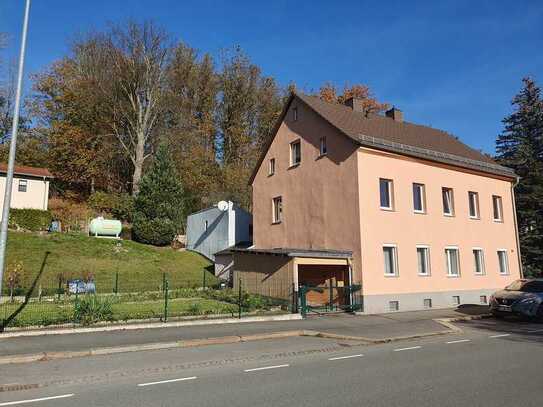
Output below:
[318,82,388,117]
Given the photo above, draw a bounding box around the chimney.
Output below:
[385,107,403,123]
[344,97,365,113]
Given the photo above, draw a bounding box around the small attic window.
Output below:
[293,107,298,121]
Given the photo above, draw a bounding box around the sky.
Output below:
[1,0,542,155]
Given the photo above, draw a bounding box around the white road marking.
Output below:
[328,354,364,361]
[244,364,289,372]
[394,346,422,352]
[446,339,471,344]
[137,376,197,387]
[0,394,74,406]
[490,334,511,338]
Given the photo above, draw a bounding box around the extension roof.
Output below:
[249,93,515,184]
[0,163,53,179]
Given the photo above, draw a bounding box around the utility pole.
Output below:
[0,0,31,298]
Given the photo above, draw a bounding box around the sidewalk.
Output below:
[0,305,489,359]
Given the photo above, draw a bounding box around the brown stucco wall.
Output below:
[251,98,363,283]
[232,253,293,300]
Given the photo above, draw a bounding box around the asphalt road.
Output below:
[1,318,542,407]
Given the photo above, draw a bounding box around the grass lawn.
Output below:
[4,231,216,292]
[1,296,239,328]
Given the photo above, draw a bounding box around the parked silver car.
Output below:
[490,279,543,320]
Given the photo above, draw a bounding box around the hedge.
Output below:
[9,209,53,231]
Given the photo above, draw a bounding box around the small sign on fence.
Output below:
[67,279,96,294]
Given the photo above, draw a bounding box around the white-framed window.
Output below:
[472,248,485,275]
[468,191,480,219]
[18,179,28,193]
[442,187,454,216]
[272,196,282,224]
[269,158,275,176]
[379,178,394,210]
[413,183,426,213]
[292,107,298,121]
[497,249,509,275]
[452,296,461,306]
[416,245,431,276]
[423,298,433,309]
[445,247,460,277]
[319,136,327,156]
[383,244,398,276]
[290,140,301,166]
[480,295,488,304]
[389,301,399,312]
[492,195,503,222]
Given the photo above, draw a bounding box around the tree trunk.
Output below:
[131,132,146,196]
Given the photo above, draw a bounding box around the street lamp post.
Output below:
[0,0,32,298]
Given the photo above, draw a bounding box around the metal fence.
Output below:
[0,272,295,331]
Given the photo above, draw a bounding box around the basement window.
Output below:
[452,296,461,306]
[18,179,28,193]
[424,298,433,309]
[480,295,488,304]
[389,301,399,312]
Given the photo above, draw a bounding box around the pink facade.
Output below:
[251,95,521,313]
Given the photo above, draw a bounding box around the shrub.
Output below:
[132,145,185,246]
[48,198,91,233]
[88,192,134,222]
[132,215,178,246]
[73,295,114,325]
[9,209,52,231]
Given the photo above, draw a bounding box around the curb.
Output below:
[0,313,302,339]
[0,330,306,366]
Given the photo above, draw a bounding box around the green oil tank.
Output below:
[89,217,122,238]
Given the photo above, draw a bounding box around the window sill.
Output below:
[384,273,399,278]
[474,273,486,276]
[413,210,426,215]
[380,207,395,212]
[271,221,282,225]
[316,153,327,160]
[443,213,455,217]
[418,273,431,277]
[469,216,480,220]
[499,273,510,276]
[288,163,300,170]
[493,219,504,223]
[268,173,275,177]
[447,274,461,278]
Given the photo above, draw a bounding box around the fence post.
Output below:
[162,272,166,292]
[57,276,62,301]
[163,278,169,322]
[238,278,242,319]
[114,271,119,294]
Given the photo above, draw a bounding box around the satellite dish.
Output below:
[217,201,229,212]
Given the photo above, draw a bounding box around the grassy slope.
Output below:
[5,232,216,291]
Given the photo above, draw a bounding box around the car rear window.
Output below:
[520,281,543,293]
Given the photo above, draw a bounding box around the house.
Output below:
[229,92,522,314]
[0,164,53,212]
[186,201,252,281]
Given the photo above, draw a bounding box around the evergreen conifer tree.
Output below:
[496,77,543,277]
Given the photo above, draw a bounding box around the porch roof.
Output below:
[228,247,353,259]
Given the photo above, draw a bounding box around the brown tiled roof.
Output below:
[248,93,515,184]
[298,94,499,164]
[0,163,53,178]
